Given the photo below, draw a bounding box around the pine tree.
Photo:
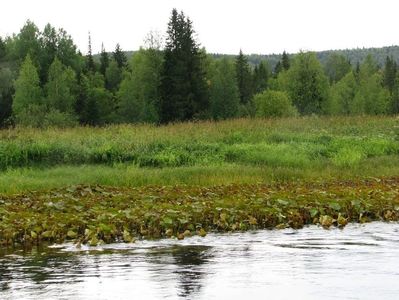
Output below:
[281,51,290,70]
[253,60,269,94]
[0,68,14,127]
[99,43,109,76]
[113,43,127,69]
[159,9,209,123]
[0,37,6,60]
[235,49,252,105]
[86,32,96,73]
[273,61,282,77]
[383,56,397,94]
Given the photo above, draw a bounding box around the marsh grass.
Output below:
[0,116,398,193]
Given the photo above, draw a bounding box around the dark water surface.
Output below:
[1,222,399,300]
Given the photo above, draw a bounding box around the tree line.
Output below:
[1,9,399,128]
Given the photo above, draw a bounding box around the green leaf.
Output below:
[329,202,341,211]
[309,208,319,218]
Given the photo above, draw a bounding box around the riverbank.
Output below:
[0,116,399,194]
[1,177,398,248]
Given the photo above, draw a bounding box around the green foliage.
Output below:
[0,116,398,173]
[99,43,109,76]
[3,16,399,129]
[1,175,399,247]
[13,55,43,118]
[383,56,397,93]
[0,67,14,127]
[118,48,162,123]
[160,9,209,123]
[113,43,128,69]
[254,90,297,118]
[235,49,253,105]
[12,20,41,64]
[357,72,390,115]
[252,60,269,93]
[80,73,114,125]
[43,109,77,127]
[45,58,77,114]
[284,52,330,114]
[14,104,47,127]
[0,37,6,60]
[105,60,122,91]
[281,51,290,71]
[209,57,240,120]
[324,53,351,83]
[328,72,358,115]
[85,32,96,73]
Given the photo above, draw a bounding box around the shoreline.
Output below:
[1,176,398,249]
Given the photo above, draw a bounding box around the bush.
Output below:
[43,109,78,128]
[254,90,297,118]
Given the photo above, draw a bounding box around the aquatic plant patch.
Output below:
[0,177,398,248]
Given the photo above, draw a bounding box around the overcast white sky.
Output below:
[1,0,398,55]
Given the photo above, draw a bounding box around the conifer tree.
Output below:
[0,37,6,60]
[273,61,282,77]
[383,56,397,94]
[235,49,252,105]
[159,9,209,123]
[253,60,269,94]
[281,51,290,71]
[0,68,14,127]
[99,43,109,76]
[86,32,96,73]
[113,43,127,69]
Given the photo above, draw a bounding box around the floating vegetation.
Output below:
[0,177,399,249]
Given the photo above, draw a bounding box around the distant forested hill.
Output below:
[212,45,399,69]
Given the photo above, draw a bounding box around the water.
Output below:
[1,222,399,300]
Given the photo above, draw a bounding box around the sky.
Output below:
[1,0,399,55]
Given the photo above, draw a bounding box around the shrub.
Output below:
[254,90,297,118]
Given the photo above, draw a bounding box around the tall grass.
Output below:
[0,116,398,193]
[0,116,398,170]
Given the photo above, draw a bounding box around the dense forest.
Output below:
[1,9,399,128]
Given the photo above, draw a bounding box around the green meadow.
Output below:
[1,116,399,194]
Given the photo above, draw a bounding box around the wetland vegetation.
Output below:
[1,116,399,248]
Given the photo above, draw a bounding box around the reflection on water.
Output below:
[1,222,399,299]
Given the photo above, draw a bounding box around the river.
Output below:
[1,222,399,299]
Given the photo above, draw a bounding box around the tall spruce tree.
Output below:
[159,9,209,123]
[86,32,96,73]
[235,49,252,105]
[0,68,14,127]
[0,37,5,60]
[113,43,127,69]
[253,60,269,94]
[99,43,109,76]
[281,51,290,71]
[383,56,397,94]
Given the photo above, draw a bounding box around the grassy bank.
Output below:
[0,116,399,194]
[1,177,399,248]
